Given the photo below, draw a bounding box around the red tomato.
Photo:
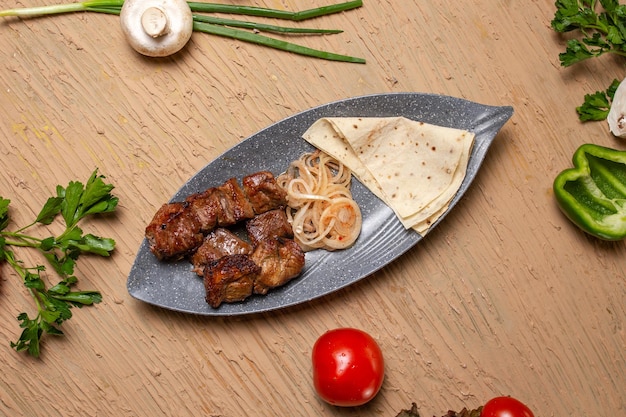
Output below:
[482,396,535,417]
[311,328,384,407]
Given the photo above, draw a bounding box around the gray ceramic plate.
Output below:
[127,93,513,315]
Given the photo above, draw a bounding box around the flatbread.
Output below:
[302,117,475,234]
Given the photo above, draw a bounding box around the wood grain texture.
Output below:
[0,1,624,416]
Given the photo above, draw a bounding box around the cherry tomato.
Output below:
[311,328,384,407]
[482,396,535,417]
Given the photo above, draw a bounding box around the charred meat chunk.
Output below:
[191,228,253,276]
[145,202,204,261]
[203,254,261,308]
[242,171,287,214]
[185,189,220,233]
[185,178,256,232]
[214,178,256,226]
[146,173,285,258]
[250,237,305,295]
[246,209,293,246]
[145,171,307,308]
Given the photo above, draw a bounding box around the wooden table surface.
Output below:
[1,1,624,416]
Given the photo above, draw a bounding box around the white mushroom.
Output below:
[120,0,193,57]
[608,77,626,138]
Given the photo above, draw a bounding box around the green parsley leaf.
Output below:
[1,169,117,358]
[0,198,10,231]
[576,78,620,121]
[559,39,596,66]
[35,197,63,225]
[552,0,626,121]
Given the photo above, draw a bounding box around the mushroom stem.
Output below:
[141,6,169,38]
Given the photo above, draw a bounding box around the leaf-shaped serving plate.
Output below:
[127,93,513,316]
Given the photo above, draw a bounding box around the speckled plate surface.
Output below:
[127,93,513,316]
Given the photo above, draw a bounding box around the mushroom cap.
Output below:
[120,0,193,57]
[608,78,626,138]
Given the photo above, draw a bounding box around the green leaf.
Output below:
[48,282,71,296]
[607,78,620,100]
[83,198,119,216]
[43,252,76,277]
[559,39,596,66]
[11,313,43,358]
[63,275,78,285]
[0,197,10,230]
[79,234,116,256]
[577,79,621,121]
[56,170,117,231]
[35,197,63,225]
[3,169,118,358]
[39,307,63,325]
[40,321,64,336]
[81,170,115,207]
[601,0,621,14]
[58,225,84,245]
[584,32,611,49]
[24,270,46,291]
[61,180,85,227]
[577,90,611,121]
[606,25,624,44]
[40,294,73,324]
[39,236,55,251]
[553,0,626,69]
[56,184,66,199]
[53,291,102,306]
[552,0,597,32]
[0,237,6,261]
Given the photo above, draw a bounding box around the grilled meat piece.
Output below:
[250,237,305,295]
[203,254,261,308]
[145,202,204,261]
[184,189,220,233]
[145,171,306,307]
[191,228,253,276]
[146,172,285,260]
[185,178,255,232]
[214,178,256,225]
[246,209,293,246]
[242,171,288,214]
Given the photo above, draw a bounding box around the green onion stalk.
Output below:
[0,0,365,63]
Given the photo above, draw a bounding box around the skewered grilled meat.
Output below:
[243,171,288,214]
[250,237,305,295]
[246,209,303,295]
[197,210,304,306]
[184,189,220,233]
[202,237,305,306]
[146,171,305,308]
[145,202,204,261]
[203,254,261,308]
[185,178,255,232]
[215,178,256,226]
[245,209,293,246]
[191,228,253,276]
[145,172,286,260]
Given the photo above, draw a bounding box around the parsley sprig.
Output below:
[551,0,626,122]
[0,170,117,358]
[576,78,620,120]
[551,0,626,67]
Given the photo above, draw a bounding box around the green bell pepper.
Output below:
[553,143,626,240]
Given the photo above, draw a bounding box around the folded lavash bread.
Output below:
[302,117,475,234]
